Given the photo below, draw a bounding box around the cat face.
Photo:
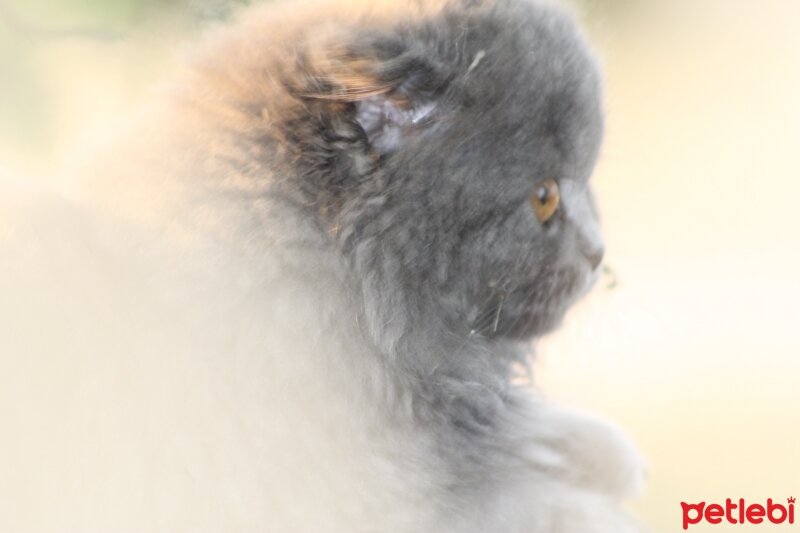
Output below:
[295,0,604,341]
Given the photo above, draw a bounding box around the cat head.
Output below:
[290,0,604,345]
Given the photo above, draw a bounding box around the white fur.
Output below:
[0,181,645,532]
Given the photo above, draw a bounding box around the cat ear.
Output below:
[353,94,437,153]
[305,42,449,154]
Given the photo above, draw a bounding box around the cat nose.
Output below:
[563,183,604,270]
[582,245,604,270]
[577,227,604,270]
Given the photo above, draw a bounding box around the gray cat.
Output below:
[0,0,645,531]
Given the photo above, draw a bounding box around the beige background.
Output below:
[2,0,799,531]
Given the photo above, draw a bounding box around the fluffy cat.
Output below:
[0,0,645,531]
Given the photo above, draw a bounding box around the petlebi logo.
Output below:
[681,497,796,529]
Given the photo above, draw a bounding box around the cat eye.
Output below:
[530,178,560,223]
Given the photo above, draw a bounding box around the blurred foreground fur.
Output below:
[0,0,645,531]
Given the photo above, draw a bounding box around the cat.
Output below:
[0,0,646,531]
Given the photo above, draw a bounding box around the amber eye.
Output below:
[530,178,560,223]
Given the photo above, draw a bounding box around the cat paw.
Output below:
[536,405,647,500]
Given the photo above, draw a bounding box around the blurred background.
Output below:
[1,0,798,530]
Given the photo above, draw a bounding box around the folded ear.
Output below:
[353,93,437,153]
[304,39,449,154]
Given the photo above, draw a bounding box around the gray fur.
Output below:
[0,0,645,531]
[229,0,607,456]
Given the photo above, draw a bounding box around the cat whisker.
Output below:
[471,290,504,334]
[491,292,505,333]
[467,50,486,74]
